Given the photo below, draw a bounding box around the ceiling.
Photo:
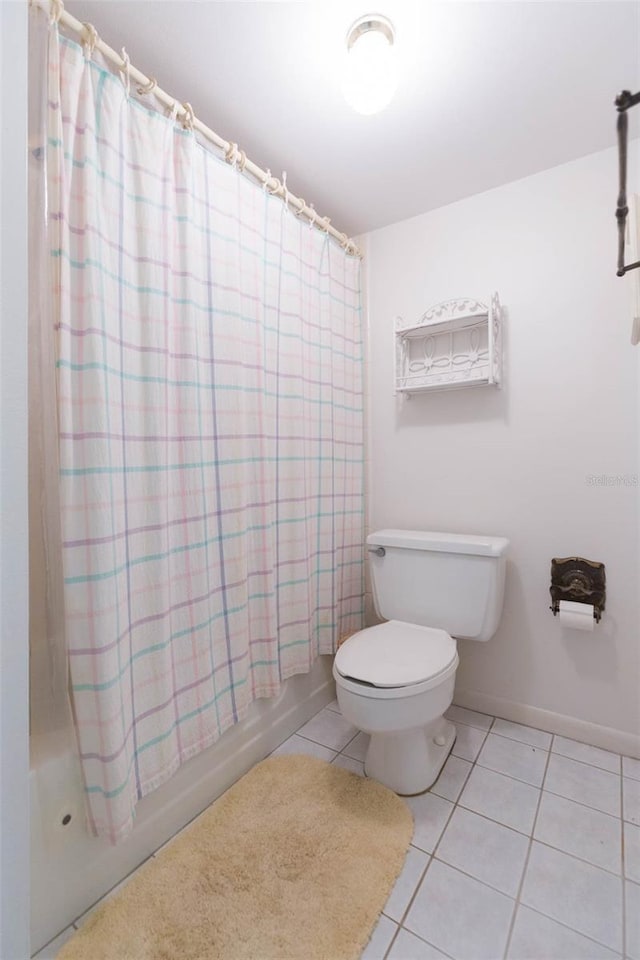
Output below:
[66,1,639,238]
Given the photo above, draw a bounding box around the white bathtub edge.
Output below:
[31,657,335,953]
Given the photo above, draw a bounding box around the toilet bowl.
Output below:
[334,620,459,794]
[333,529,508,796]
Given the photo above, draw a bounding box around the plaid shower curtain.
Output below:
[46,26,364,842]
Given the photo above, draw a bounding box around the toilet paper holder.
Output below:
[550,557,606,623]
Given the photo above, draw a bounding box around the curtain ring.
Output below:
[307,203,316,229]
[262,169,272,193]
[224,141,238,166]
[267,177,281,196]
[81,22,99,59]
[167,101,179,122]
[119,47,131,97]
[224,142,246,171]
[181,102,195,132]
[340,235,358,256]
[137,76,157,96]
[49,0,64,24]
[320,216,332,235]
[282,171,290,211]
[294,199,307,220]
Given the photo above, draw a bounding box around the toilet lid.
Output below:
[335,620,457,688]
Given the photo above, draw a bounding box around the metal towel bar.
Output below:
[615,89,640,277]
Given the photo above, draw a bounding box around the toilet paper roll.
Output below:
[558,600,595,631]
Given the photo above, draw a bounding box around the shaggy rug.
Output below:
[57,754,413,960]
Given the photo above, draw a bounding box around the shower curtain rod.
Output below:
[34,0,362,259]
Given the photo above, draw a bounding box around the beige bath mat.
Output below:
[57,754,413,960]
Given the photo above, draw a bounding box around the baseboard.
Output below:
[454,688,640,759]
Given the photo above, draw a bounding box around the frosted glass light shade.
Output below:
[342,18,397,116]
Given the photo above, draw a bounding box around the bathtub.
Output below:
[30,656,335,953]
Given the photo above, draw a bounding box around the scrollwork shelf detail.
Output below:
[394,293,502,395]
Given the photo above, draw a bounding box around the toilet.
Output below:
[333,529,509,795]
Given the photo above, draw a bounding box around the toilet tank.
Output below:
[368,529,509,641]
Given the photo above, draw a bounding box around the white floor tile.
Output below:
[281,705,627,960]
[436,806,529,896]
[553,736,621,774]
[388,928,450,960]
[623,756,640,781]
[405,792,454,854]
[295,707,359,751]
[625,821,640,883]
[342,730,370,763]
[383,846,430,922]
[405,859,515,960]
[451,722,487,762]
[430,754,472,803]
[32,926,76,959]
[477,732,547,787]
[545,754,620,817]
[492,719,552,750]
[271,733,337,762]
[624,776,640,825]
[534,791,622,874]
[508,905,620,960]
[520,841,622,952]
[361,914,398,960]
[626,880,640,960]
[332,754,365,777]
[326,698,341,714]
[445,705,493,731]
[459,764,540,835]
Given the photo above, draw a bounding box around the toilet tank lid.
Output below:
[367,529,509,557]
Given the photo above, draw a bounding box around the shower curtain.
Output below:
[44,26,364,842]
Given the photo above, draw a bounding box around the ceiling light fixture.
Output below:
[342,14,397,116]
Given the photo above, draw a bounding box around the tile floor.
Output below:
[34,701,640,960]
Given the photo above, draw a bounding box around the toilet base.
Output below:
[364,718,456,796]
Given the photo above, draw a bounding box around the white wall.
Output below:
[365,145,640,754]
[0,2,30,957]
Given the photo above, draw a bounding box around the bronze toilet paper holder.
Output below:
[550,557,606,623]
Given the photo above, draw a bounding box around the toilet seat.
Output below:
[334,620,458,698]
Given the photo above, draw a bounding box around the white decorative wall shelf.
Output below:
[394,293,502,395]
